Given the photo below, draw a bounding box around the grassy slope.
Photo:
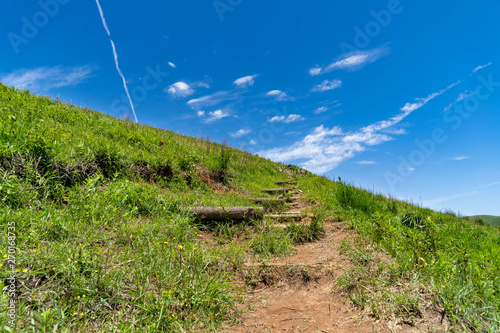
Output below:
[469,215,500,226]
[0,83,499,332]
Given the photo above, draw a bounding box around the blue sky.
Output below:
[1,0,500,216]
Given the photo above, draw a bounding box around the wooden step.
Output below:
[250,198,286,204]
[261,188,291,195]
[190,206,263,221]
[265,212,314,222]
[274,180,297,185]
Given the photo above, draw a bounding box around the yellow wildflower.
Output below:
[177,245,184,250]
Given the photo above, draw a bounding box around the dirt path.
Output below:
[224,191,447,332]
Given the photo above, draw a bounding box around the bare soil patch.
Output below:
[224,193,449,332]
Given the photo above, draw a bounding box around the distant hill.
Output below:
[469,215,500,226]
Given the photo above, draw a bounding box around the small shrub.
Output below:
[398,211,425,229]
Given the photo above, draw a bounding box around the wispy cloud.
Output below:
[356,160,377,165]
[453,156,471,161]
[423,191,479,207]
[401,81,461,114]
[204,109,230,123]
[187,91,237,108]
[269,114,304,123]
[479,181,500,188]
[266,90,291,101]
[444,90,477,112]
[382,127,407,135]
[230,128,251,138]
[313,106,328,114]
[259,79,465,173]
[166,81,194,98]
[249,140,257,145]
[233,74,258,88]
[260,78,465,173]
[94,0,137,122]
[0,65,96,91]
[357,79,462,136]
[311,79,342,92]
[472,62,493,73]
[309,46,390,76]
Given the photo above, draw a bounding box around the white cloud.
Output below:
[480,181,500,188]
[258,122,393,174]
[382,127,407,135]
[260,79,465,173]
[166,81,193,98]
[356,160,377,165]
[230,128,251,138]
[233,74,258,88]
[205,109,230,123]
[472,62,492,73]
[309,68,322,76]
[423,191,479,207]
[309,47,390,76]
[187,90,237,108]
[269,114,304,123]
[444,91,477,112]
[311,79,342,92]
[358,79,462,136]
[313,106,328,114]
[249,140,257,145]
[266,90,291,101]
[453,156,470,161]
[168,62,176,68]
[401,81,461,114]
[94,0,137,122]
[193,81,210,89]
[269,116,285,122]
[196,110,205,117]
[0,65,97,92]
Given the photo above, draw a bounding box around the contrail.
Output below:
[94,0,138,123]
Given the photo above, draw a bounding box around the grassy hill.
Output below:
[469,215,500,226]
[0,83,499,332]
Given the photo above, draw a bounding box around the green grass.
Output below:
[468,215,500,226]
[1,83,499,332]
[303,179,500,331]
